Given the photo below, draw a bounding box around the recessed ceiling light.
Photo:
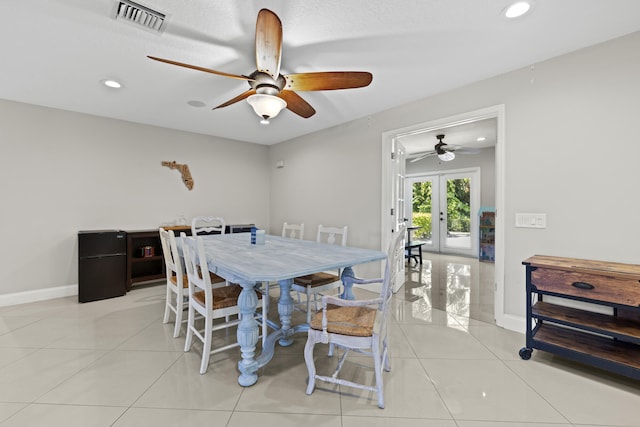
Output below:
[477,136,486,142]
[503,1,533,19]
[102,79,122,89]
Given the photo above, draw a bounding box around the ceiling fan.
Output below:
[147,8,373,124]
[409,134,480,163]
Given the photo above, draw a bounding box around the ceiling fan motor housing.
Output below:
[435,134,447,154]
[250,71,286,95]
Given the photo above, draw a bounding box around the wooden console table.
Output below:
[125,229,165,290]
[124,225,251,290]
[125,226,191,290]
[520,255,640,379]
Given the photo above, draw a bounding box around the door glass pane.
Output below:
[445,178,471,249]
[411,181,433,245]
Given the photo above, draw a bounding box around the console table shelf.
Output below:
[533,324,640,375]
[532,301,640,342]
[126,230,165,290]
[131,255,163,263]
[521,255,640,380]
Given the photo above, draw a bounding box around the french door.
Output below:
[406,169,479,257]
[389,138,406,292]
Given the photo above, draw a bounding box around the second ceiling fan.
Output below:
[148,8,373,123]
[409,134,481,163]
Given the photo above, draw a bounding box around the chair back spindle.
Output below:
[282,222,305,240]
[191,216,226,236]
[316,225,348,246]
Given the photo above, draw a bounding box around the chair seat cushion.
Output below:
[309,304,377,337]
[192,284,263,310]
[294,272,339,288]
[172,271,224,288]
[197,266,226,284]
[193,285,242,310]
[170,274,190,289]
[208,272,226,284]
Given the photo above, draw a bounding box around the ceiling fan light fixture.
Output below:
[438,151,456,162]
[247,94,287,122]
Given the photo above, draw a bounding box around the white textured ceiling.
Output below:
[2,0,639,145]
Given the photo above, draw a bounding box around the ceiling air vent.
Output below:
[113,0,166,32]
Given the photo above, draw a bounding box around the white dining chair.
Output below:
[159,228,190,338]
[182,235,265,374]
[304,226,404,409]
[159,227,185,338]
[160,228,227,338]
[292,225,348,323]
[191,216,225,236]
[282,222,304,240]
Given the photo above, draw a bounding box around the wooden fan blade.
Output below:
[147,56,253,81]
[255,9,282,79]
[212,89,256,110]
[279,90,316,118]
[285,72,373,91]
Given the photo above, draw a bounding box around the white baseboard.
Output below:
[500,313,526,334]
[0,284,77,307]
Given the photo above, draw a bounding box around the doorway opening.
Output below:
[381,105,505,327]
[407,169,480,258]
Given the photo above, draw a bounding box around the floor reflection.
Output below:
[402,252,495,324]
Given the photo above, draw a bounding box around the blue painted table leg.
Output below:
[277,278,295,346]
[254,278,308,369]
[236,282,260,386]
[340,266,356,300]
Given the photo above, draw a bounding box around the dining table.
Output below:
[186,232,387,387]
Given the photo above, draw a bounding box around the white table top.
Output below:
[196,233,387,284]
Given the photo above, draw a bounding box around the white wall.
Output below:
[270,31,640,323]
[268,117,384,278]
[3,31,639,323]
[0,100,269,298]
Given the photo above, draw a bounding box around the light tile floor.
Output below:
[1,253,639,426]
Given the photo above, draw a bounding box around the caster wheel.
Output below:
[519,347,532,360]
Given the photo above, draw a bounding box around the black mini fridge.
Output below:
[78,230,127,303]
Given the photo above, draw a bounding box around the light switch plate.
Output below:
[515,213,547,228]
